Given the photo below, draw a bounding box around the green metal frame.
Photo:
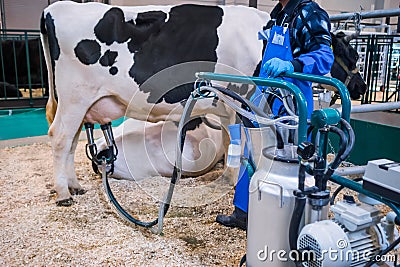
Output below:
[196,71,352,141]
[286,73,400,217]
[285,72,351,122]
[196,72,308,144]
[330,174,400,219]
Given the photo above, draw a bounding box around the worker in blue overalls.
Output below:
[216,0,334,230]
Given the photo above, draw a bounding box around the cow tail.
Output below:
[40,11,57,125]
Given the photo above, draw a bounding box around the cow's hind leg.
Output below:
[67,127,86,196]
[48,107,86,206]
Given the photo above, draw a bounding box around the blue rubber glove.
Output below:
[263,58,294,78]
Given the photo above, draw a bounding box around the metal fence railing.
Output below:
[0,27,399,112]
[0,29,48,109]
[352,34,400,107]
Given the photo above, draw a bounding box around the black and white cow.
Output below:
[41,2,366,206]
[0,82,22,98]
[95,116,224,180]
[330,31,367,101]
[41,2,268,205]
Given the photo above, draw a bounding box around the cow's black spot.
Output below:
[183,117,203,132]
[94,7,167,49]
[129,4,224,104]
[40,12,46,35]
[109,66,118,75]
[127,11,167,53]
[100,50,118,67]
[173,117,203,132]
[74,39,101,65]
[95,8,133,45]
[43,13,60,72]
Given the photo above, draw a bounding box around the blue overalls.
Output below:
[232,23,334,213]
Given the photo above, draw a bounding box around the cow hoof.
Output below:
[70,188,87,195]
[56,197,74,206]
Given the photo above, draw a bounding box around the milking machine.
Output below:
[84,121,164,228]
[195,72,400,267]
[83,70,399,266]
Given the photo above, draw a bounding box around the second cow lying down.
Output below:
[95,117,225,180]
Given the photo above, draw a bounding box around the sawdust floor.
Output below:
[1,140,398,266]
[0,141,245,266]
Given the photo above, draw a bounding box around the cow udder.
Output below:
[84,96,126,125]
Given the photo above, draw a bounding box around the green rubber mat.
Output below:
[0,108,126,140]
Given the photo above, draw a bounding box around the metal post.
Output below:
[329,8,400,22]
[249,0,257,8]
[334,166,366,176]
[24,32,33,106]
[341,101,400,113]
[0,0,6,30]
[12,41,19,92]
[397,4,400,33]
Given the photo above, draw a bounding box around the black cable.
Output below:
[307,125,314,139]
[102,97,196,229]
[365,236,400,267]
[339,118,355,161]
[289,194,306,266]
[210,85,289,150]
[322,119,356,191]
[327,126,348,170]
[320,126,347,190]
[209,85,256,128]
[103,168,159,228]
[329,177,363,205]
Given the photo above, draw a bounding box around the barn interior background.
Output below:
[0,0,399,163]
[0,1,399,266]
[0,0,399,31]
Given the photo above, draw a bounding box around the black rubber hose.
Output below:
[298,163,307,192]
[103,97,193,229]
[103,168,159,228]
[307,125,314,139]
[276,127,285,149]
[289,194,306,266]
[210,85,288,149]
[327,126,348,170]
[209,85,256,128]
[329,177,363,205]
[339,118,355,161]
[365,236,400,267]
[321,126,348,190]
[322,120,356,189]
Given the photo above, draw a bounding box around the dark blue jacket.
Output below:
[267,0,334,76]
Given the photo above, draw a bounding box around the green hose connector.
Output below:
[311,108,341,129]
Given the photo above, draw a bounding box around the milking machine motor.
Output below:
[195,72,400,267]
